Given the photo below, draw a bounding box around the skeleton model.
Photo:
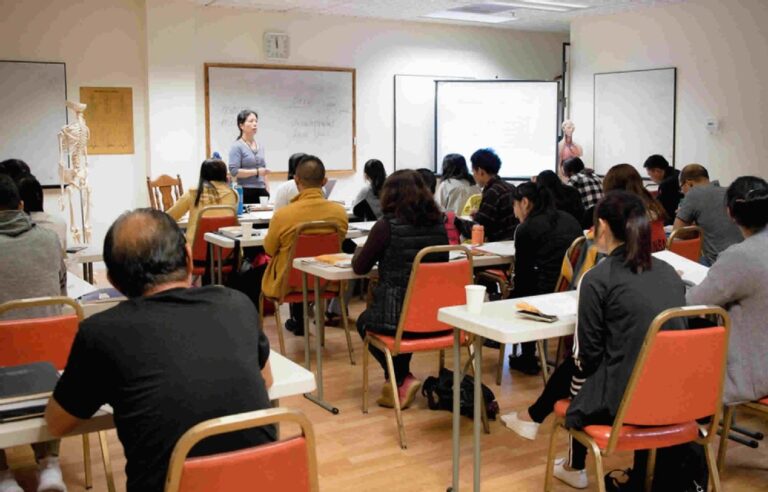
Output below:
[58,101,92,244]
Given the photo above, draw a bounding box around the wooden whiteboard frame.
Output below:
[204,63,356,178]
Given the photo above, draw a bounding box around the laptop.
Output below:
[323,179,337,199]
[0,362,59,422]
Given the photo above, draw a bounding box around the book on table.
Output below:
[314,253,353,268]
[0,361,59,422]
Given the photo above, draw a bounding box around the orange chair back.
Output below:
[165,408,318,492]
[147,174,184,211]
[667,226,703,262]
[395,246,473,344]
[0,297,83,370]
[650,219,667,252]
[191,206,238,264]
[607,306,730,452]
[282,222,343,296]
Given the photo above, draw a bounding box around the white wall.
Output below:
[146,0,567,202]
[570,0,768,184]
[0,0,148,246]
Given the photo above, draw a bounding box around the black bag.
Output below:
[421,368,499,420]
[652,443,709,492]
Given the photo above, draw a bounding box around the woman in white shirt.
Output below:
[272,153,305,211]
[435,153,478,214]
[352,159,386,220]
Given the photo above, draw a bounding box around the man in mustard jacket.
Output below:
[262,155,348,334]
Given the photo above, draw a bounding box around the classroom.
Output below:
[0,0,767,491]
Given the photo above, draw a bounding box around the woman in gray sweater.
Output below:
[687,176,768,404]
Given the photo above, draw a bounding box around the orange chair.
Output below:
[544,306,730,492]
[717,397,768,472]
[667,225,703,263]
[147,174,184,211]
[362,245,486,449]
[0,297,116,492]
[259,221,354,362]
[164,408,318,492]
[191,205,239,284]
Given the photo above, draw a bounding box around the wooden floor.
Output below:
[5,296,767,491]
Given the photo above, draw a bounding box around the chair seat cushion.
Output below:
[369,332,454,353]
[554,399,700,451]
[757,396,768,406]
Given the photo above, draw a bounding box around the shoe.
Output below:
[37,456,67,492]
[0,470,23,492]
[605,468,639,492]
[508,354,540,375]
[324,311,341,327]
[284,318,304,336]
[376,384,395,408]
[500,411,540,440]
[554,458,588,489]
[398,374,422,409]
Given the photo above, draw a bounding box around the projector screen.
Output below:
[435,80,558,178]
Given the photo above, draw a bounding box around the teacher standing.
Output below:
[228,109,270,203]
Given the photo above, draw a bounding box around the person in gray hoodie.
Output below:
[0,174,67,492]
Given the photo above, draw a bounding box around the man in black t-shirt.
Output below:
[45,209,275,492]
[643,154,682,225]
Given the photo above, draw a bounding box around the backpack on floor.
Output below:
[421,367,499,420]
[652,443,709,492]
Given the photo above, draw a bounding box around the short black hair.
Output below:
[0,159,31,181]
[470,148,501,176]
[726,176,768,231]
[643,154,670,170]
[295,155,325,188]
[562,157,585,177]
[16,175,44,212]
[0,174,21,210]
[104,209,189,298]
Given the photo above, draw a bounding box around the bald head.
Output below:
[680,163,709,184]
[294,155,326,189]
[104,209,190,298]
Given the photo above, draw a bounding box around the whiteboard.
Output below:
[394,74,471,172]
[594,68,676,174]
[436,81,558,178]
[206,64,355,173]
[0,61,67,186]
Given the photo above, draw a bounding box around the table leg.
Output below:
[216,244,223,285]
[302,275,339,414]
[451,328,462,492]
[473,336,483,491]
[208,242,215,285]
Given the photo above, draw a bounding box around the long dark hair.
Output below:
[364,159,387,197]
[235,109,258,140]
[288,152,306,180]
[595,191,652,273]
[194,159,229,206]
[726,176,768,232]
[380,170,442,226]
[603,163,667,221]
[513,181,557,225]
[441,153,475,185]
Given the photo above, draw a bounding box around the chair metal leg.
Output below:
[383,347,407,449]
[544,420,560,492]
[98,431,116,492]
[537,339,549,383]
[272,302,286,355]
[82,433,92,489]
[339,291,355,365]
[717,405,735,473]
[644,448,657,492]
[362,338,370,414]
[496,343,505,385]
[704,442,722,492]
[589,441,607,492]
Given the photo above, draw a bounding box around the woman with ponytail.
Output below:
[501,191,686,489]
[688,176,768,404]
[506,181,582,375]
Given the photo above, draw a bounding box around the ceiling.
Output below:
[190,0,685,32]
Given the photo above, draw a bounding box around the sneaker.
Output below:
[500,411,540,440]
[508,354,540,375]
[397,374,422,409]
[554,458,588,489]
[37,456,67,492]
[0,470,23,492]
[284,318,304,336]
[376,383,395,408]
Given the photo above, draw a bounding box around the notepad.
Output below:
[314,254,353,268]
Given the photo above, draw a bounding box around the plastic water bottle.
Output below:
[235,184,244,215]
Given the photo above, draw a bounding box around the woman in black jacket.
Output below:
[507,182,582,375]
[502,191,687,489]
[536,170,585,225]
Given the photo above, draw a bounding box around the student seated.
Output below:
[166,158,238,243]
[272,152,305,211]
[418,168,460,245]
[603,164,667,252]
[45,209,275,492]
[15,174,67,250]
[561,157,603,227]
[687,176,768,404]
[352,159,386,220]
[501,191,686,489]
[674,163,743,265]
[354,170,450,409]
[435,153,479,214]
[0,174,66,492]
[643,154,682,225]
[536,170,585,225]
[507,182,582,375]
[457,148,517,242]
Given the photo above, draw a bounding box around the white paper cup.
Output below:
[465,285,486,314]
[241,222,253,239]
[259,196,268,205]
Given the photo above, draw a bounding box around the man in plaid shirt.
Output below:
[562,157,603,211]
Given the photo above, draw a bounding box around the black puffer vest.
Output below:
[361,216,448,335]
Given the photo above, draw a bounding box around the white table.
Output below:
[66,245,102,284]
[178,207,355,229]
